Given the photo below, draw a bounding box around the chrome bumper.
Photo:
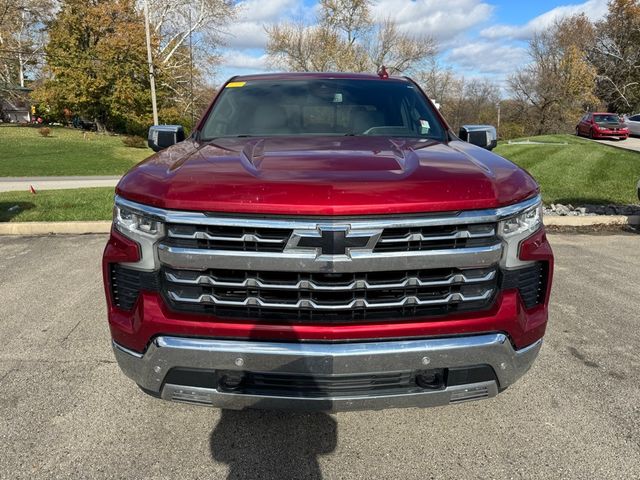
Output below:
[112,334,541,412]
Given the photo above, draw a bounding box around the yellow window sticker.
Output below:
[226,81,246,88]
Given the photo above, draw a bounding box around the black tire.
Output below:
[589,128,594,139]
[576,127,580,137]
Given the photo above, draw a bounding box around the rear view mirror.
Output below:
[148,125,185,152]
[459,125,497,151]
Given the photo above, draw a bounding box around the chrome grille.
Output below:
[163,219,498,254]
[374,224,497,252]
[162,266,498,321]
[166,224,291,252]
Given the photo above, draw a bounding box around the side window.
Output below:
[631,115,640,122]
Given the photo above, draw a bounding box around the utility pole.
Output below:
[189,7,195,127]
[496,101,501,138]
[143,0,159,126]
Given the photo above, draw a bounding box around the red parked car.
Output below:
[103,72,554,411]
[576,112,629,140]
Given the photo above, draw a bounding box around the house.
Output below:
[0,87,32,123]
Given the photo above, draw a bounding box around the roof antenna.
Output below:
[377,65,389,79]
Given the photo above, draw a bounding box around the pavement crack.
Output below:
[61,320,82,344]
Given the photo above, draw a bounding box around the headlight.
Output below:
[113,204,165,270]
[114,205,163,238]
[499,203,542,239]
[498,200,543,268]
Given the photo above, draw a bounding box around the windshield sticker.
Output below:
[420,119,430,134]
[226,81,246,88]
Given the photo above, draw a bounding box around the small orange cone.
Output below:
[29,185,37,194]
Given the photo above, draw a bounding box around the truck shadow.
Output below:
[0,202,34,222]
[209,409,337,480]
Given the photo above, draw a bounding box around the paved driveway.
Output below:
[594,135,640,153]
[0,176,121,193]
[0,233,639,479]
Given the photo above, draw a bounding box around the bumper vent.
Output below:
[109,264,159,311]
[501,262,548,309]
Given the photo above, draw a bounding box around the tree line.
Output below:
[0,0,638,138]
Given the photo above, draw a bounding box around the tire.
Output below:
[576,127,580,137]
[589,129,594,139]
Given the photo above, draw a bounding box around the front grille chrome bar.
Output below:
[167,289,495,310]
[165,270,497,291]
[167,228,285,244]
[378,227,495,244]
[157,243,503,272]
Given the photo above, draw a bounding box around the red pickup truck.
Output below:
[103,72,553,411]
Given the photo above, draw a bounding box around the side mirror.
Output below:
[148,125,185,152]
[459,125,497,151]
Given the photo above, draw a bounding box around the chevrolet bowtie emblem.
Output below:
[288,226,382,256]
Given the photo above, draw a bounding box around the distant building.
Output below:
[0,87,32,123]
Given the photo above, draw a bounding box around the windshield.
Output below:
[594,114,620,123]
[200,79,446,141]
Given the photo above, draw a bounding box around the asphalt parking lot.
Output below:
[594,135,640,153]
[1,233,639,479]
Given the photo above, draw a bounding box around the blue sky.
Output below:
[215,0,609,85]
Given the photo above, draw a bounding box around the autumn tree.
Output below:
[508,14,599,134]
[35,0,152,133]
[589,0,640,113]
[266,0,436,74]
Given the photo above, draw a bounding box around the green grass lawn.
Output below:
[0,125,151,176]
[495,134,640,205]
[0,187,114,222]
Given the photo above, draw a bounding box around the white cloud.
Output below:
[447,41,528,76]
[224,0,305,49]
[480,0,608,40]
[371,0,494,45]
[220,50,270,71]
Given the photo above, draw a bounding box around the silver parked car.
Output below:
[623,114,640,136]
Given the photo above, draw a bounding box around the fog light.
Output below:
[219,374,244,390]
[416,370,445,390]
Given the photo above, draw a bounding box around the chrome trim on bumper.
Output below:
[112,334,542,412]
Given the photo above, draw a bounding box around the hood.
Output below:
[116,136,539,215]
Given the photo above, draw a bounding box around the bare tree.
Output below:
[508,14,598,134]
[267,0,435,74]
[588,0,640,112]
[144,0,235,123]
[319,0,370,45]
[367,19,435,74]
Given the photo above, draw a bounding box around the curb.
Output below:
[544,215,640,227]
[0,216,639,235]
[0,221,111,235]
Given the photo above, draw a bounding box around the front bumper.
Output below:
[594,131,628,139]
[113,333,541,412]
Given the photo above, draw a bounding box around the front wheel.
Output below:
[589,129,594,139]
[575,127,580,137]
